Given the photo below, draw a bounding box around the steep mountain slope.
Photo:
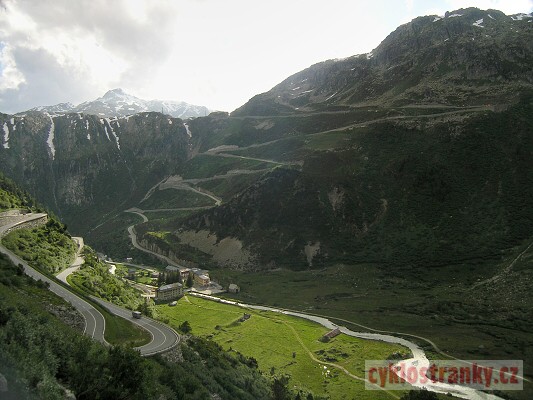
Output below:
[177,96,533,269]
[0,184,273,400]
[30,88,211,118]
[0,111,190,233]
[234,8,533,116]
[1,7,532,273]
[126,8,533,271]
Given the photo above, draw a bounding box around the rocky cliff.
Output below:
[0,111,190,233]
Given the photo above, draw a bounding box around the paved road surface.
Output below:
[91,297,180,356]
[0,213,179,356]
[0,213,107,343]
[56,236,85,283]
[125,208,184,268]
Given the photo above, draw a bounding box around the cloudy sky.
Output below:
[0,0,532,113]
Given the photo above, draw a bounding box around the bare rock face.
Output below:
[0,111,191,234]
[46,304,85,333]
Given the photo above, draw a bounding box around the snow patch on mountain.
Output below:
[30,103,75,114]
[45,114,56,160]
[2,123,9,149]
[511,13,530,21]
[23,89,210,119]
[473,18,484,28]
[325,91,338,101]
[28,89,210,119]
[105,118,121,150]
[184,122,192,138]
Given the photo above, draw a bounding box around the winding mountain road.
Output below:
[91,297,179,356]
[124,208,184,268]
[0,213,107,343]
[0,212,179,356]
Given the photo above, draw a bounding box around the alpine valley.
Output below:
[1,7,533,400]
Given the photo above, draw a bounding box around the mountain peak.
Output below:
[102,88,129,98]
[25,90,210,119]
[107,88,126,95]
[98,88,141,104]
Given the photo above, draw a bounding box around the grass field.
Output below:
[100,308,151,347]
[66,274,151,347]
[194,172,268,201]
[157,295,409,400]
[144,209,200,221]
[210,260,533,400]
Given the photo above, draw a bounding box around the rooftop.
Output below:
[158,282,183,291]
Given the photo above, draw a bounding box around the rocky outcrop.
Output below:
[45,304,85,333]
[138,237,198,269]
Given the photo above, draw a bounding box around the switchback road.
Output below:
[0,213,107,344]
[0,212,179,356]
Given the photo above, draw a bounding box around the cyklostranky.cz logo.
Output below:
[365,359,524,391]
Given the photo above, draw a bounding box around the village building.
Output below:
[322,327,341,341]
[190,267,208,276]
[228,283,240,293]
[178,268,190,283]
[194,273,210,286]
[156,282,183,301]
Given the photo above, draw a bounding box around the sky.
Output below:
[0,0,532,113]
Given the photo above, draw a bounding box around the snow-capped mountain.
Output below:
[31,102,76,114]
[28,89,210,118]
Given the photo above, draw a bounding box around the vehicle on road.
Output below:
[132,311,142,319]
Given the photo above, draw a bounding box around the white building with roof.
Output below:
[156,282,183,301]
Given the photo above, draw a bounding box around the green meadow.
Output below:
[157,295,409,400]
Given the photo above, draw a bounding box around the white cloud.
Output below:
[0,0,531,113]
[0,43,25,91]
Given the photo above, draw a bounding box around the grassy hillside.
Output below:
[0,253,274,400]
[150,93,533,271]
[68,247,144,310]
[157,295,409,400]
[0,171,39,212]
[2,219,76,274]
